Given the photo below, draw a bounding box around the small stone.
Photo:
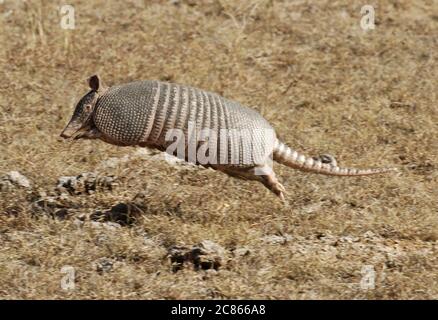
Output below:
[168,245,190,272]
[233,247,251,257]
[167,240,227,272]
[198,240,225,254]
[363,231,376,239]
[190,240,226,270]
[339,235,360,243]
[53,208,70,220]
[0,180,13,192]
[90,202,140,226]
[56,172,117,195]
[261,234,293,245]
[90,221,122,231]
[94,258,114,274]
[31,194,68,217]
[1,171,31,189]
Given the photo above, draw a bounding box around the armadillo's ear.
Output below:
[88,74,102,92]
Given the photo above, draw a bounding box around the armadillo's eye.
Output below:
[84,104,92,112]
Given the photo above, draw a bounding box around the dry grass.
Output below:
[0,0,437,299]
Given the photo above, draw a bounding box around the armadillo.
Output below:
[60,75,396,200]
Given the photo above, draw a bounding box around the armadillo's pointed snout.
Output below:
[60,121,81,139]
[60,127,74,139]
[60,129,70,139]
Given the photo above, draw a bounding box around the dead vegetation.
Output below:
[0,0,437,299]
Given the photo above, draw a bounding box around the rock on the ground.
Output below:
[90,202,142,226]
[261,234,293,245]
[89,221,122,231]
[31,194,71,219]
[56,172,117,195]
[93,257,115,274]
[0,171,31,191]
[168,240,227,272]
[233,247,251,257]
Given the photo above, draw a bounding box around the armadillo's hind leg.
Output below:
[256,166,287,202]
[216,165,286,201]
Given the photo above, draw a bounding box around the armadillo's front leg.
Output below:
[73,127,102,140]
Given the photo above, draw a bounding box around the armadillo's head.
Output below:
[60,75,106,139]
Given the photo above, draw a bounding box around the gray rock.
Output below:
[0,171,31,190]
[56,172,117,195]
[233,247,251,257]
[168,240,227,272]
[90,202,142,226]
[0,179,13,192]
[261,234,293,245]
[94,257,114,274]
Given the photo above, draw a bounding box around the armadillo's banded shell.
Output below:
[94,81,156,143]
[94,81,276,167]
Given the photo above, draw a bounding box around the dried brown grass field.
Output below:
[0,0,437,299]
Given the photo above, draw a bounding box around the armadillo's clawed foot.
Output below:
[277,186,287,203]
[276,183,287,203]
[260,170,287,201]
[278,192,285,202]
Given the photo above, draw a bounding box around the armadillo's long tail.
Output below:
[273,140,397,176]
